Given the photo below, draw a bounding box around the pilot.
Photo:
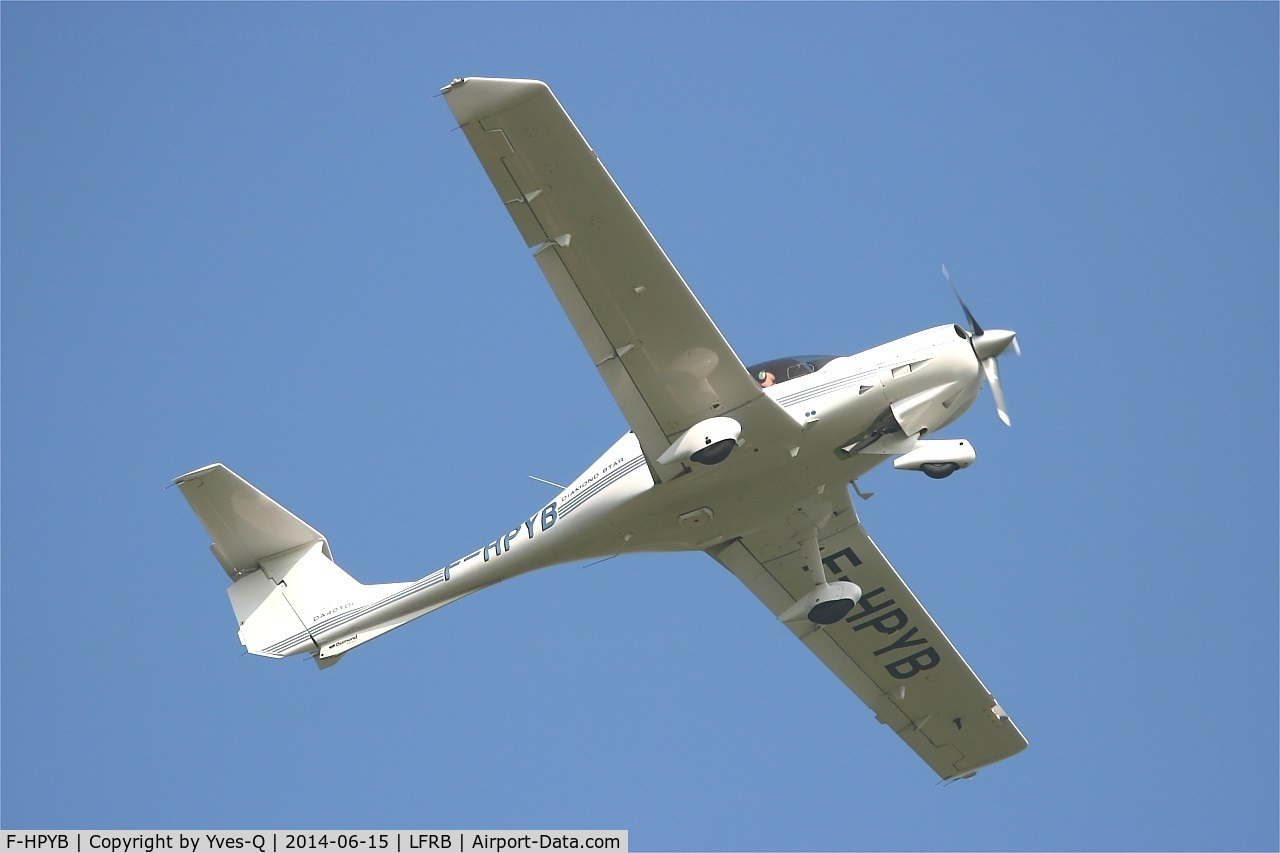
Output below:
[757,370,776,388]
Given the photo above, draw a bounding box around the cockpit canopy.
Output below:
[746,355,838,387]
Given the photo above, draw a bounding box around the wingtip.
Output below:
[173,462,228,485]
[441,77,551,125]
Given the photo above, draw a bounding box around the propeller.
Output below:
[942,264,1019,426]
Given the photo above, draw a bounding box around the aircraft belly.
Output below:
[380,363,916,618]
[605,425,888,553]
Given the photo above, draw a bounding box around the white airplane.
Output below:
[175,77,1027,780]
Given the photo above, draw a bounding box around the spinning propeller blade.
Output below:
[981,357,1010,426]
[942,264,983,336]
[942,264,1018,426]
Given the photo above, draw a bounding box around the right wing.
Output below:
[707,488,1027,780]
[442,77,796,482]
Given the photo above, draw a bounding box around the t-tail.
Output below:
[174,464,463,668]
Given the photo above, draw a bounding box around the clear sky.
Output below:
[3,3,1276,850]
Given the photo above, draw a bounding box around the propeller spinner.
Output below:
[942,264,1019,426]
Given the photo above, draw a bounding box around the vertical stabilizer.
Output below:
[174,464,411,665]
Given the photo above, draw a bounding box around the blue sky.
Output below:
[3,3,1276,850]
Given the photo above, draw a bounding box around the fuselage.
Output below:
[302,324,986,655]
[496,322,980,560]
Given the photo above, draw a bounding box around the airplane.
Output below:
[174,77,1027,781]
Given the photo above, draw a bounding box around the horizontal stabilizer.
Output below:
[174,463,332,578]
[176,463,415,664]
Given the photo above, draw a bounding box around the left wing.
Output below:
[442,77,795,481]
[708,489,1027,779]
